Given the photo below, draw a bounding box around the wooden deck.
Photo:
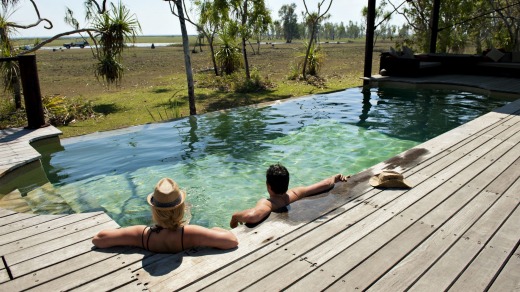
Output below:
[0,126,62,178]
[0,76,519,291]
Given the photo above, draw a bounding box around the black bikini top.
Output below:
[141,225,184,251]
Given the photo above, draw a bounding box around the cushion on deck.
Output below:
[486,48,505,62]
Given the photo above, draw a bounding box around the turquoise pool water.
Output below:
[27,86,512,228]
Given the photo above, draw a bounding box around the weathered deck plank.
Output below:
[6,222,119,278]
[409,177,520,291]
[22,247,149,292]
[0,261,8,284]
[488,237,520,292]
[0,212,114,258]
[0,212,101,245]
[0,209,15,217]
[0,213,38,228]
[449,202,520,291]
[0,214,68,236]
[368,158,520,291]
[1,244,133,291]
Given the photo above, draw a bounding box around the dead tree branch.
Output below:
[9,0,53,29]
[18,28,99,55]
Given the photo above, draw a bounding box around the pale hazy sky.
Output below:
[10,0,404,38]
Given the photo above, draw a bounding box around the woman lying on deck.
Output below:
[92,178,238,253]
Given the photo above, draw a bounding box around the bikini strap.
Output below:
[141,226,149,250]
[141,225,163,250]
[146,225,163,250]
[181,226,185,251]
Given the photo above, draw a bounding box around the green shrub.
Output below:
[286,63,301,80]
[196,73,230,91]
[43,95,97,126]
[197,69,274,94]
[232,70,266,93]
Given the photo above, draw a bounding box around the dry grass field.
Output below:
[5,39,389,137]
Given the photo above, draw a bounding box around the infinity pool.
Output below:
[24,86,512,228]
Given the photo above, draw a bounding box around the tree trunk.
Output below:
[208,34,219,76]
[241,0,251,79]
[175,0,196,115]
[302,25,316,80]
[247,40,257,55]
[13,75,22,109]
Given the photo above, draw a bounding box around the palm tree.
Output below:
[215,27,243,75]
[88,2,141,85]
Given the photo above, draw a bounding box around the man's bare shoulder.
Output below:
[257,197,274,210]
[266,194,291,210]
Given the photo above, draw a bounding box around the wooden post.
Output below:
[429,0,441,53]
[363,0,377,87]
[18,55,46,129]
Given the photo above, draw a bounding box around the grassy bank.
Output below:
[2,39,389,138]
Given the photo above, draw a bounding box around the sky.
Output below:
[9,0,404,38]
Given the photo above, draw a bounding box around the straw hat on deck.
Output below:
[369,170,412,189]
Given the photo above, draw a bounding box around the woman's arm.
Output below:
[92,225,145,249]
[185,225,238,250]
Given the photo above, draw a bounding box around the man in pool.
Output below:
[230,163,349,228]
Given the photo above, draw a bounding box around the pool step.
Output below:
[0,190,32,213]
[24,183,75,214]
[0,183,74,215]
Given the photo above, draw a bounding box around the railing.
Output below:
[1,55,46,129]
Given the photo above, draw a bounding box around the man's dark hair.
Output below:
[266,163,290,194]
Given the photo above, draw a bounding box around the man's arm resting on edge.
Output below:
[230,199,272,228]
[290,174,349,203]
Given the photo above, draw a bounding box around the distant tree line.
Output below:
[269,19,369,42]
[2,0,519,118]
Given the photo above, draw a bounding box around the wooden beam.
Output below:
[430,0,441,53]
[363,0,377,86]
[18,55,46,129]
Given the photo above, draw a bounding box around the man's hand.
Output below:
[333,174,350,183]
[230,215,242,229]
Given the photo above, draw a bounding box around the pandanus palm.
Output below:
[89,1,141,85]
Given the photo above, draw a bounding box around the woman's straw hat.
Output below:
[147,178,185,210]
[369,170,412,189]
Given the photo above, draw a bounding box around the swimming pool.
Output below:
[22,86,513,228]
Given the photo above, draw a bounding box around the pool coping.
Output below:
[0,126,62,179]
[368,74,520,98]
